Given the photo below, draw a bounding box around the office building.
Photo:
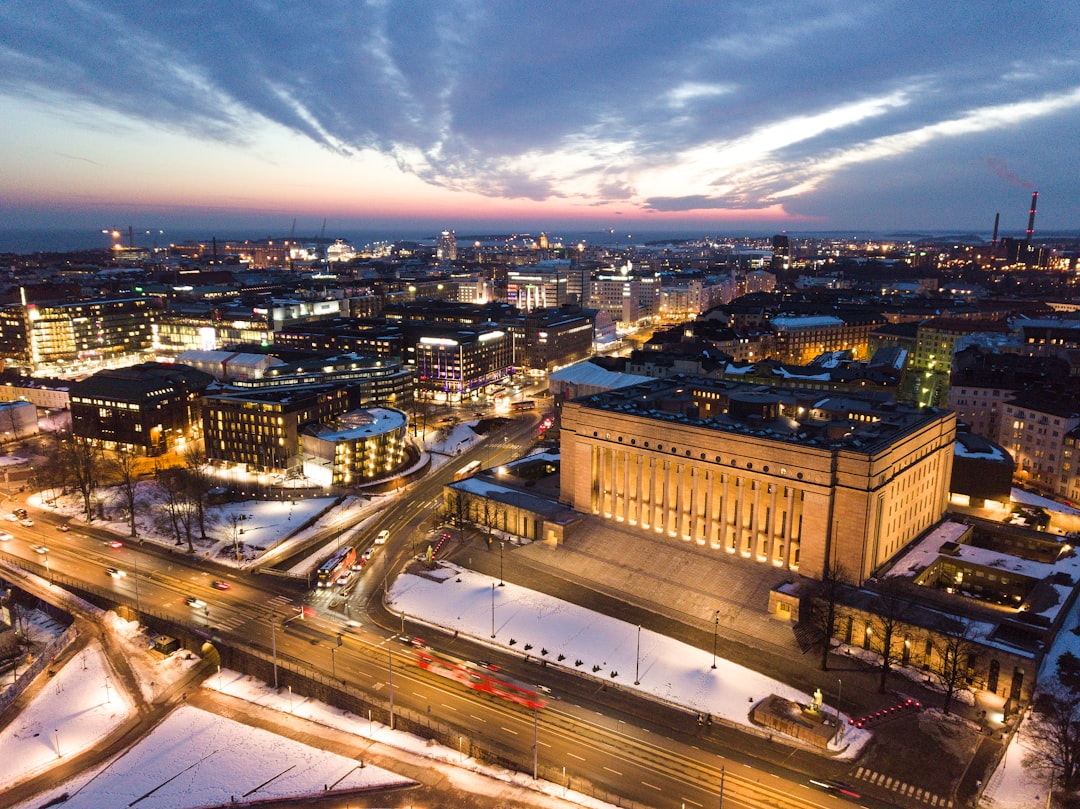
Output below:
[70,362,213,456]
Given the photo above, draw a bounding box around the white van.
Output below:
[374,529,390,545]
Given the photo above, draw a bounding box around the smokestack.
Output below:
[1026,191,1038,244]
[128,226,135,248]
[991,213,999,246]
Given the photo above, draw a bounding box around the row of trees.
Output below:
[34,432,218,552]
[441,489,511,542]
[809,563,982,714]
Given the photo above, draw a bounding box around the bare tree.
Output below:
[109,445,141,537]
[1025,656,1080,795]
[35,431,67,505]
[59,433,102,522]
[808,559,850,671]
[157,467,197,553]
[227,512,244,562]
[931,617,981,715]
[182,444,213,539]
[870,576,911,694]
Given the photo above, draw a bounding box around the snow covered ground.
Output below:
[0,639,134,792]
[387,560,871,757]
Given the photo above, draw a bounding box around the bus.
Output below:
[454,460,481,480]
[415,649,548,710]
[510,400,536,411]
[316,546,357,588]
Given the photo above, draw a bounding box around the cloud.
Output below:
[2,1,1080,225]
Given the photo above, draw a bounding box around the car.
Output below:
[361,547,375,561]
[184,596,206,608]
[19,518,33,527]
[374,529,390,545]
[31,544,47,554]
[211,579,231,590]
[397,635,425,648]
[109,540,123,549]
[105,566,126,578]
[476,660,500,672]
[5,513,17,521]
[57,524,70,532]
[335,574,350,586]
[809,779,861,800]
[0,531,12,541]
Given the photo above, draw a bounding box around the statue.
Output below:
[812,688,824,711]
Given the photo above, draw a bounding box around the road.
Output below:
[0,420,900,809]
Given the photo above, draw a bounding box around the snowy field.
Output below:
[0,639,134,791]
[387,560,871,756]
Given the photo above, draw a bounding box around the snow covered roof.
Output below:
[549,361,651,390]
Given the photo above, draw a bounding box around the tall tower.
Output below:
[1025,192,1038,244]
[437,229,457,262]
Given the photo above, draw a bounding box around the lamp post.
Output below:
[54,727,61,758]
[43,547,51,583]
[388,648,395,731]
[270,612,279,690]
[719,764,725,809]
[491,583,496,638]
[499,539,505,586]
[712,610,719,670]
[104,675,111,704]
[837,677,844,743]
[331,646,336,679]
[288,684,293,713]
[635,624,641,685]
[133,549,140,614]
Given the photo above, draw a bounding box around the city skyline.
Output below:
[2,1,1080,236]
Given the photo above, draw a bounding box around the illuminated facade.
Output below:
[0,297,155,370]
[201,386,351,472]
[301,407,409,486]
[414,329,513,401]
[560,377,956,583]
[70,363,213,456]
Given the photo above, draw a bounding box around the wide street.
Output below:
[0,413,902,809]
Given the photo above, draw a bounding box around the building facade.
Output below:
[301,407,409,486]
[201,386,351,472]
[70,363,213,456]
[560,377,956,583]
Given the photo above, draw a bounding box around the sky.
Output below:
[2,2,1080,239]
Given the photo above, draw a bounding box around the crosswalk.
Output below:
[854,767,953,806]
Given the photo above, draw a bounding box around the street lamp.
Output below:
[712,610,719,670]
[491,583,496,638]
[837,678,844,743]
[270,612,279,690]
[499,538,505,586]
[635,624,641,685]
[54,727,61,758]
[43,547,51,583]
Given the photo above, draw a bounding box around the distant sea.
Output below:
[5,225,1070,256]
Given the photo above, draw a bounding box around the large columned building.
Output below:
[560,377,956,583]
